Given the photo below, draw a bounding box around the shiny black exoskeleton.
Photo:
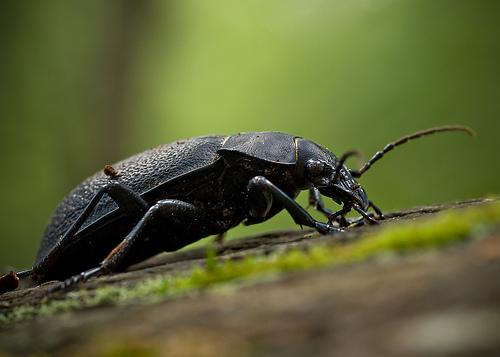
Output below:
[0,126,473,293]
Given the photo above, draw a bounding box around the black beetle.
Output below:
[0,125,473,294]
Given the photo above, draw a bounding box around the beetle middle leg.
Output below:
[246,176,341,234]
[50,199,217,292]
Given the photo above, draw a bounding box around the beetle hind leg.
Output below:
[35,182,149,281]
[49,199,217,293]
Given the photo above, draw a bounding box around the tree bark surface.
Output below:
[0,198,499,356]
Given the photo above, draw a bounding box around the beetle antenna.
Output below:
[350,125,475,178]
[333,150,361,183]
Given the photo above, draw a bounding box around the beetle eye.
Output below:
[306,159,326,177]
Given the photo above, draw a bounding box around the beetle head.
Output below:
[296,138,369,211]
[305,158,369,211]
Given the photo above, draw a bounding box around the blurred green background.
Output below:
[1,0,499,269]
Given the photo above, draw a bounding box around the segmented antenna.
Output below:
[350,125,475,178]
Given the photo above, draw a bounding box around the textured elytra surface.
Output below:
[38,136,227,263]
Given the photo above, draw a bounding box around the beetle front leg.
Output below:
[308,187,351,227]
[247,176,341,235]
[353,205,378,225]
[369,200,385,219]
[346,201,385,228]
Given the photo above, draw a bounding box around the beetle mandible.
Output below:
[0,125,474,294]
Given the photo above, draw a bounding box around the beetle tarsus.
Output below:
[48,266,104,294]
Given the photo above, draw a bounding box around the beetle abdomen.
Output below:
[37,135,226,263]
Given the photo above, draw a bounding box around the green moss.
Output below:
[97,342,160,357]
[1,201,499,325]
